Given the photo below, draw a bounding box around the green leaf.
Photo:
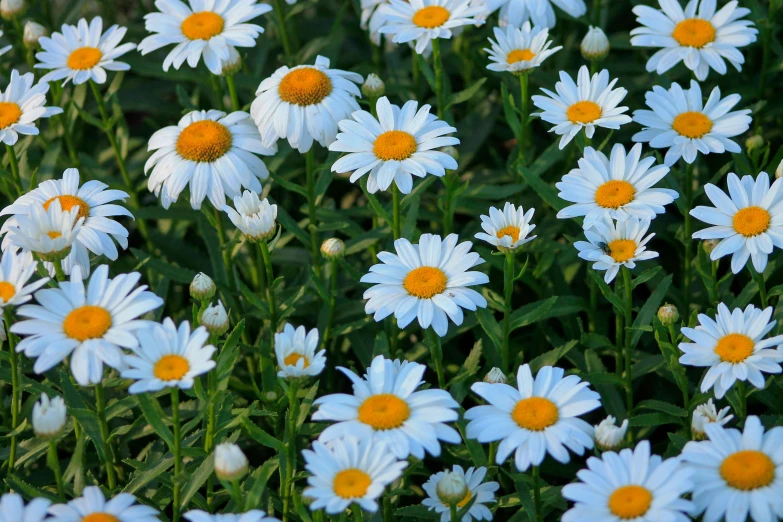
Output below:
[500,83,522,142]
[69,407,108,462]
[631,274,672,347]
[241,418,283,451]
[588,270,624,312]
[136,394,175,449]
[509,296,558,330]
[635,400,687,417]
[475,308,502,354]
[446,78,487,109]
[181,452,214,507]
[628,413,681,427]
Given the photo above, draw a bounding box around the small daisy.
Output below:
[690,171,783,274]
[422,466,499,522]
[302,435,408,514]
[0,70,63,146]
[184,510,281,522]
[679,303,783,399]
[312,355,461,459]
[36,17,137,85]
[0,493,50,522]
[361,233,488,337]
[48,486,160,522]
[3,200,83,263]
[32,393,68,438]
[633,80,752,166]
[556,143,678,228]
[562,440,694,522]
[487,0,586,28]
[630,0,758,81]
[465,364,601,471]
[691,398,732,439]
[275,323,325,379]
[0,250,48,309]
[575,215,659,284]
[474,202,536,253]
[251,55,363,153]
[137,0,272,75]
[223,190,277,242]
[485,23,561,75]
[145,109,275,210]
[681,416,783,522]
[532,66,631,149]
[11,265,164,386]
[329,96,459,194]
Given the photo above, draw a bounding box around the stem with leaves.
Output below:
[47,440,66,500]
[426,328,446,388]
[272,0,294,64]
[392,185,401,240]
[431,39,445,119]
[171,388,182,522]
[622,267,634,417]
[282,380,299,522]
[518,73,530,162]
[259,240,278,353]
[750,264,768,308]
[682,162,694,314]
[226,75,240,111]
[322,259,338,349]
[306,149,322,279]
[532,466,543,522]
[4,309,19,477]
[502,252,514,372]
[4,144,22,197]
[94,383,117,490]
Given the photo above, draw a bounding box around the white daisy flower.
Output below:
[1,168,132,277]
[302,435,408,514]
[360,233,488,337]
[485,23,561,75]
[574,215,659,284]
[562,440,694,522]
[630,0,758,81]
[0,493,50,522]
[361,0,388,45]
[48,486,160,522]
[185,510,281,522]
[32,393,67,438]
[556,143,678,228]
[145,109,274,210]
[251,55,363,153]
[632,80,752,166]
[681,416,783,522]
[487,0,586,28]
[223,190,277,242]
[593,415,628,451]
[465,364,601,471]
[35,17,137,85]
[532,66,631,149]
[0,31,11,56]
[0,250,48,309]
[275,323,325,379]
[11,264,164,386]
[474,202,536,253]
[0,69,63,146]
[678,303,783,399]
[137,0,272,75]
[422,465,499,522]
[312,354,461,459]
[691,398,732,439]
[3,200,83,263]
[690,171,783,274]
[329,96,458,194]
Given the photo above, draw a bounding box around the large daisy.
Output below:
[48,486,160,522]
[0,69,63,146]
[145,109,274,210]
[485,23,561,75]
[312,354,461,459]
[0,250,48,309]
[422,466,499,522]
[630,0,758,81]
[361,233,488,337]
[487,0,586,28]
[329,96,458,194]
[474,202,536,253]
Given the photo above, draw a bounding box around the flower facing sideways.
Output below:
[0,69,62,146]
[275,323,326,379]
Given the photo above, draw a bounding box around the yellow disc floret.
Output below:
[333,468,372,499]
[181,12,225,40]
[373,130,418,161]
[0,102,22,129]
[278,68,333,106]
[357,394,410,430]
[403,266,448,299]
[608,485,653,519]
[714,333,754,363]
[176,120,233,162]
[595,180,636,209]
[720,450,775,491]
[412,6,451,28]
[511,397,559,431]
[153,354,190,381]
[733,206,771,237]
[63,305,113,341]
[672,18,716,48]
[567,101,602,124]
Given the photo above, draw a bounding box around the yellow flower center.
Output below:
[672,18,716,48]
[457,489,472,508]
[403,266,447,299]
[496,225,521,243]
[567,101,602,124]
[181,11,225,40]
[63,305,113,341]
[720,450,775,491]
[672,111,713,139]
[67,47,102,70]
[357,393,410,430]
[608,485,653,519]
[506,49,536,64]
[412,6,451,28]
[44,195,90,222]
[595,180,636,209]
[373,130,418,161]
[0,102,22,129]
[714,333,754,363]
[0,281,16,303]
[47,231,63,239]
[82,514,121,522]
[608,239,637,263]
[153,354,190,381]
[333,468,372,499]
[733,206,771,237]
[511,397,559,431]
[176,120,233,163]
[284,353,310,368]
[278,68,333,106]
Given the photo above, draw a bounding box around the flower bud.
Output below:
[657,303,679,326]
[702,239,720,255]
[594,416,628,451]
[441,146,459,161]
[190,273,216,302]
[436,471,468,506]
[745,135,764,152]
[0,318,6,343]
[581,26,609,62]
[361,73,385,99]
[776,160,783,180]
[23,21,46,48]
[320,238,345,260]
[483,367,506,384]
[692,399,733,440]
[221,46,242,76]
[214,442,248,481]
[32,393,67,439]
[201,300,229,336]
[0,0,24,19]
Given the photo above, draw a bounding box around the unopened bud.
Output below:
[776,160,783,179]
[361,73,385,99]
[320,238,345,260]
[23,21,46,48]
[594,416,628,451]
[201,300,229,336]
[0,0,24,19]
[581,26,609,62]
[0,319,6,343]
[222,46,242,76]
[436,471,468,506]
[214,442,248,481]
[483,367,506,384]
[702,239,720,255]
[745,135,764,152]
[190,273,216,301]
[657,303,679,326]
[32,394,67,439]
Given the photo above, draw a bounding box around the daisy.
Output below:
[678,303,783,399]
[422,466,499,522]
[35,17,137,85]
[137,0,272,75]
[184,510,281,522]
[556,143,678,228]
[223,190,277,242]
[1,168,132,276]
[630,0,758,81]
[562,440,694,522]
[48,486,160,522]
[574,215,659,283]
[360,233,488,337]
[121,318,216,394]
[275,323,326,379]
[302,435,408,514]
[11,265,164,386]
[0,493,50,522]
[329,96,458,194]
[681,416,783,522]
[474,202,536,253]
[485,23,561,75]
[465,364,601,471]
[691,398,732,439]
[145,109,275,210]
[312,354,461,459]
[532,66,632,149]
[593,416,629,452]
[3,200,83,263]
[251,55,363,153]
[487,0,586,28]
[690,171,783,274]
[632,80,752,166]
[0,250,48,309]
[0,69,63,146]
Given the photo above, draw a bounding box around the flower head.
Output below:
[0,69,62,146]
[201,300,229,336]
[48,486,159,522]
[275,323,325,379]
[486,23,561,75]
[0,493,50,522]
[185,510,280,522]
[483,367,506,384]
[4,199,83,263]
[321,238,345,260]
[474,202,536,253]
[593,416,628,451]
[0,250,48,309]
[32,393,67,439]
[191,272,216,301]
[423,466,499,522]
[223,191,277,242]
[362,73,386,98]
[658,303,679,326]
[23,21,46,48]
[581,26,609,61]
[488,0,585,28]
[691,399,732,439]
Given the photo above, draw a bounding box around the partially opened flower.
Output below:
[275,323,325,379]
[0,69,62,146]
[593,415,628,451]
[488,0,586,28]
[422,466,499,522]
[223,190,277,242]
[0,493,50,522]
[691,399,732,439]
[32,393,67,438]
[485,23,561,75]
[4,200,83,264]
[474,202,536,253]
[48,486,159,522]
[0,250,48,309]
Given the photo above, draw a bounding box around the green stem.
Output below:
[171,388,182,522]
[750,264,768,308]
[518,73,530,162]
[449,504,458,522]
[711,260,720,307]
[392,185,401,240]
[282,381,298,522]
[50,83,80,166]
[272,0,294,63]
[204,333,219,510]
[412,54,420,98]
[259,240,278,344]
[622,267,634,418]
[759,3,777,97]
[442,172,455,235]
[230,479,243,511]
[383,492,393,522]
[502,253,514,372]
[353,505,364,522]
[322,259,338,348]
[4,144,22,197]
[213,206,233,287]
[683,162,694,315]
[532,466,543,522]
[94,383,117,490]
[4,309,18,476]
[225,75,240,111]
[48,440,66,500]
[592,0,602,26]
[614,278,623,376]
[736,380,747,423]
[425,328,445,388]
[667,323,688,409]
[306,149,322,279]
[53,259,67,282]
[432,39,444,119]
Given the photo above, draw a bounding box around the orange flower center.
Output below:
[720,450,775,491]
[567,101,601,124]
[278,68,333,106]
[403,266,447,299]
[672,18,716,48]
[608,485,653,519]
[506,49,536,64]
[496,225,521,243]
[733,206,771,237]
[153,354,190,381]
[181,11,225,40]
[63,305,112,341]
[67,47,102,70]
[0,281,16,303]
[0,102,22,129]
[714,333,754,363]
[457,489,472,508]
[672,111,713,139]
[373,130,418,161]
[176,120,233,162]
[284,353,310,368]
[511,397,559,431]
[82,514,121,522]
[44,195,90,222]
[412,6,451,28]
[595,180,636,209]
[333,468,372,499]
[608,239,637,263]
[357,394,410,430]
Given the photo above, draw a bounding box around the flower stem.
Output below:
[432,39,445,119]
[272,0,294,64]
[53,259,67,282]
[622,267,634,418]
[50,83,80,166]
[322,259,338,349]
[259,240,278,348]
[204,333,219,510]
[614,279,623,377]
[47,440,66,500]
[683,161,694,315]
[425,328,446,388]
[592,0,602,26]
[667,323,689,409]
[230,479,244,511]
[449,504,458,522]
[532,465,543,522]
[226,75,240,111]
[518,73,530,163]
[383,492,393,522]
[306,149,322,279]
[353,504,364,522]
[171,388,182,522]
[94,383,117,490]
[502,252,514,372]
[212,206,233,287]
[4,309,19,477]
[282,381,298,522]
[392,185,401,240]
[4,144,23,197]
